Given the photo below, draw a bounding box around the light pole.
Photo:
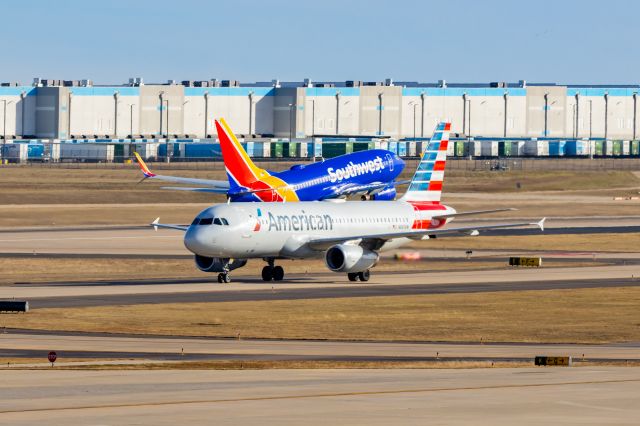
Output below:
[67,91,73,139]
[408,101,417,139]
[543,92,549,137]
[203,91,209,138]
[377,93,384,136]
[288,103,294,140]
[462,93,467,135]
[158,92,164,137]
[633,92,637,140]
[113,91,119,138]
[2,100,14,161]
[420,92,425,137]
[604,92,609,140]
[575,93,580,138]
[20,91,26,138]
[128,104,136,138]
[589,99,593,159]
[503,91,508,137]
[248,90,254,136]
[335,91,341,135]
[310,99,315,136]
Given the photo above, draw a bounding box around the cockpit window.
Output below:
[221,218,229,226]
[199,217,213,225]
[191,218,200,225]
[213,218,223,225]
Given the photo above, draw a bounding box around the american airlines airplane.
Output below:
[152,122,545,283]
[135,118,406,202]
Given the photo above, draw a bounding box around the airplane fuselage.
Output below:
[228,150,405,202]
[184,200,456,259]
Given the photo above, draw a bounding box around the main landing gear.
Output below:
[347,269,370,282]
[217,272,231,283]
[262,258,284,281]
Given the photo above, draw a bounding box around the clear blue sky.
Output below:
[2,0,639,85]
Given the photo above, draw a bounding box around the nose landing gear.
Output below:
[262,258,284,281]
[217,272,231,283]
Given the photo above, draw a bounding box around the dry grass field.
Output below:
[0,256,597,285]
[4,287,639,344]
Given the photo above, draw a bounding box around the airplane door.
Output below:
[386,154,394,172]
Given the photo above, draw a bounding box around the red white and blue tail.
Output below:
[400,122,451,202]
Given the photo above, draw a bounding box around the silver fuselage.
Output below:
[183,200,456,259]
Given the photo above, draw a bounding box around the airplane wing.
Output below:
[134,152,230,190]
[307,218,545,251]
[432,208,517,220]
[150,217,189,232]
[160,186,230,194]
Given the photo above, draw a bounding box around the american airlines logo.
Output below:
[267,211,334,232]
[327,156,385,183]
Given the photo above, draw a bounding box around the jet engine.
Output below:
[370,186,396,201]
[195,255,247,273]
[360,186,396,201]
[325,244,379,273]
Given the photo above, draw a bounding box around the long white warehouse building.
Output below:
[0,79,638,140]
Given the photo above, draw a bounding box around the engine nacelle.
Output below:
[370,186,396,201]
[325,244,379,273]
[195,255,247,273]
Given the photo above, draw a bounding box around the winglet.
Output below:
[151,217,160,231]
[134,152,156,178]
[536,217,546,232]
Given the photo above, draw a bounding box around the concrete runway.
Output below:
[1,367,639,425]
[3,263,639,308]
[2,332,639,364]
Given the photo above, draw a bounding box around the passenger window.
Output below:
[199,217,213,225]
[213,218,222,225]
[221,218,229,226]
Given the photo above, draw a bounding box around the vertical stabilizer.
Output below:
[400,122,451,202]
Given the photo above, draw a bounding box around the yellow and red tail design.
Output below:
[215,118,299,202]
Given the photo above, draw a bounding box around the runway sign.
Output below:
[509,257,542,267]
[535,356,572,366]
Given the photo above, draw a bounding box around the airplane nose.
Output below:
[184,227,213,255]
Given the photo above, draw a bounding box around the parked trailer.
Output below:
[3,142,28,163]
[524,140,549,156]
[481,141,499,157]
[60,143,115,162]
[134,142,159,160]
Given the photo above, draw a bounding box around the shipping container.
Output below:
[379,140,389,152]
[524,140,549,156]
[565,141,589,156]
[446,140,455,157]
[243,142,255,157]
[296,142,309,158]
[593,140,604,156]
[388,141,398,154]
[631,140,640,156]
[454,141,466,157]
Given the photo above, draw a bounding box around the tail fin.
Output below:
[215,118,268,190]
[133,152,156,178]
[400,122,451,203]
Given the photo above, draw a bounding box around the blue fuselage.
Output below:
[230,150,405,202]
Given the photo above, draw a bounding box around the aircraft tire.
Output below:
[273,266,284,281]
[358,270,370,282]
[262,266,274,281]
[347,273,359,282]
[218,273,231,283]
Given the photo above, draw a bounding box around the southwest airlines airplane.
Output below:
[152,122,545,283]
[135,118,406,202]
